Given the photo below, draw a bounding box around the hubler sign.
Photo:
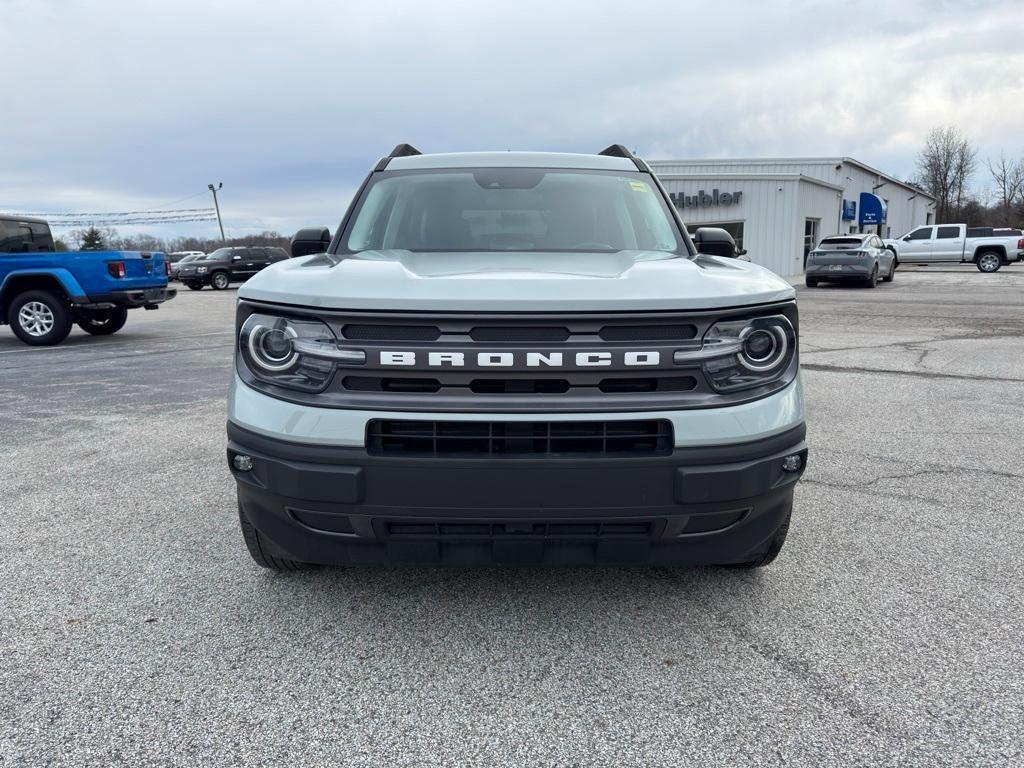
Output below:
[669,189,743,209]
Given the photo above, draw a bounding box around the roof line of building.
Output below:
[654,172,845,192]
[649,157,935,200]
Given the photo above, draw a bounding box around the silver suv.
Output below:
[226,145,807,570]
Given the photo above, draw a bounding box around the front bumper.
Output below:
[228,421,807,567]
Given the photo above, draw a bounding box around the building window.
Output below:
[687,221,744,251]
[926,212,934,225]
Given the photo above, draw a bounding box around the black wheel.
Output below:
[76,307,128,335]
[186,281,204,290]
[7,290,73,346]
[976,251,1002,273]
[864,265,878,288]
[805,277,818,288]
[210,271,230,290]
[723,508,791,569]
[238,503,316,572]
[882,259,895,283]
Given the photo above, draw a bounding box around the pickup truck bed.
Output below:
[1,215,175,345]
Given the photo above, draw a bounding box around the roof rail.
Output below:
[598,144,647,172]
[375,143,423,171]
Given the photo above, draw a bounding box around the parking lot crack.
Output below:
[801,362,1024,384]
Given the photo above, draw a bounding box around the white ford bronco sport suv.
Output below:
[227,145,807,570]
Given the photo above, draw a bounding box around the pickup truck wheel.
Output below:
[864,265,878,288]
[185,281,204,290]
[77,307,128,335]
[238,503,317,572]
[805,277,818,288]
[976,251,1002,273]
[8,290,73,346]
[722,508,791,569]
[210,271,230,290]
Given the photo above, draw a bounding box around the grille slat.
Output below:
[598,324,697,341]
[367,419,672,457]
[342,324,441,341]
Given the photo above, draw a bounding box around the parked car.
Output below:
[883,224,1024,273]
[168,252,204,281]
[178,246,289,290]
[0,215,175,346]
[805,233,896,288]
[227,143,807,571]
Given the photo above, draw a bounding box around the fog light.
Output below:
[782,454,803,473]
[233,454,254,472]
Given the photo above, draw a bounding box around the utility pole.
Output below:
[208,182,225,241]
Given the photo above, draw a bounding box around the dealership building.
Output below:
[648,157,936,277]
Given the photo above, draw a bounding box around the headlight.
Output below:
[239,313,364,392]
[196,266,208,274]
[675,315,796,392]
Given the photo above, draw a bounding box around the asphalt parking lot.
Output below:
[1,266,1023,767]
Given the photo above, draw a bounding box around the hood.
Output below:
[238,250,795,312]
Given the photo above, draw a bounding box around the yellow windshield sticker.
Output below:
[629,181,649,192]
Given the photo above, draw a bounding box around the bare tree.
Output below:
[915,126,978,222]
[986,152,1024,220]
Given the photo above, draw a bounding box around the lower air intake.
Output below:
[367,419,673,457]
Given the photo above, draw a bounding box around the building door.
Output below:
[803,218,820,268]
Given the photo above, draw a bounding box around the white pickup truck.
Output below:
[884,224,1024,273]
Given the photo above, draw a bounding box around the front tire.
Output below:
[210,271,230,290]
[238,503,316,572]
[7,290,73,346]
[976,251,1002,273]
[77,307,128,335]
[864,265,878,288]
[882,259,895,282]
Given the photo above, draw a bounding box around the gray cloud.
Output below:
[2,0,1022,237]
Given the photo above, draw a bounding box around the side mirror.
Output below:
[692,227,738,258]
[291,227,332,258]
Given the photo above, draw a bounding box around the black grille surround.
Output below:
[236,301,799,413]
[367,419,673,457]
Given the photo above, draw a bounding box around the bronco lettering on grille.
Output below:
[379,350,662,368]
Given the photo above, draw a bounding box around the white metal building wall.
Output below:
[658,174,807,276]
[650,157,936,276]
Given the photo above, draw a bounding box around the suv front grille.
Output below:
[367,419,673,457]
[237,304,799,412]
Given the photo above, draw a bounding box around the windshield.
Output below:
[342,168,682,254]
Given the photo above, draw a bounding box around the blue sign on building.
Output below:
[859,192,887,226]
[841,199,857,221]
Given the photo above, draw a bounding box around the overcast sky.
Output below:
[3,0,1023,239]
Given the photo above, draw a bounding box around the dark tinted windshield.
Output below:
[343,168,682,254]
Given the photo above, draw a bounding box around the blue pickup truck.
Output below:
[0,215,176,346]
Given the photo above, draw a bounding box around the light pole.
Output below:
[208,182,225,241]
